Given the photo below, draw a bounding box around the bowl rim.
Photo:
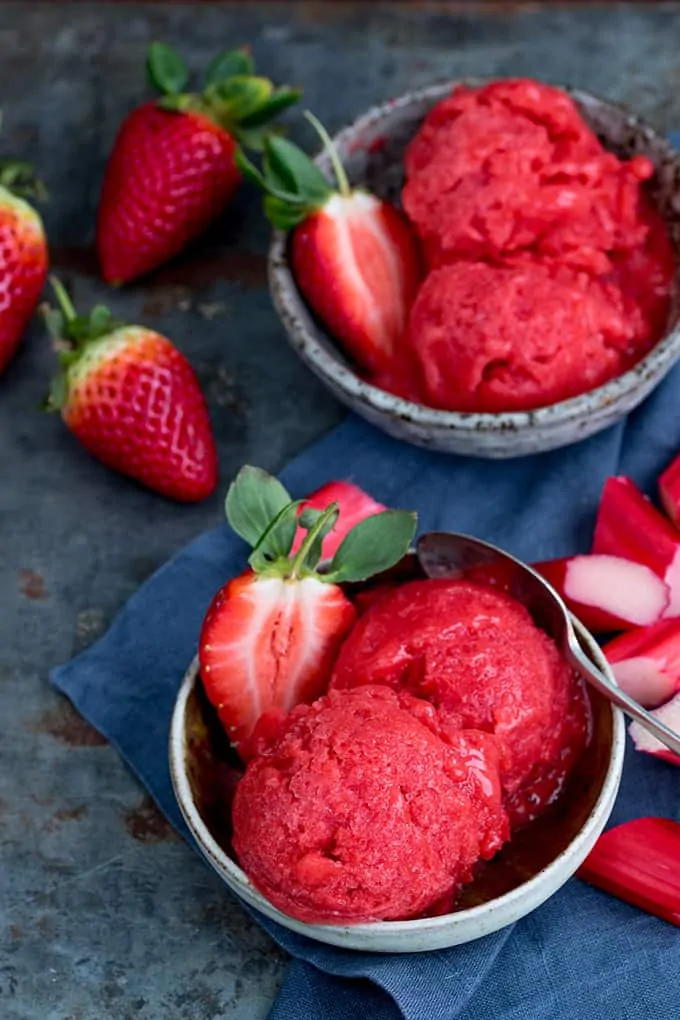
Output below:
[169,615,626,938]
[268,78,680,435]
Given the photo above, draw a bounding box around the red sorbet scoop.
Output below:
[232,685,509,924]
[331,579,590,825]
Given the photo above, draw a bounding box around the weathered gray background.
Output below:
[2,2,680,1017]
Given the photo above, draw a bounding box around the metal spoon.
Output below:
[416,530,680,758]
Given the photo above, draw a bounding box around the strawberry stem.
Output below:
[289,502,339,578]
[304,110,350,198]
[50,276,77,323]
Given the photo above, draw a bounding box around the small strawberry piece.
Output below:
[593,476,680,618]
[533,554,669,633]
[578,817,680,926]
[603,619,680,708]
[659,454,680,528]
[97,43,301,284]
[199,465,417,757]
[0,162,48,375]
[237,112,422,375]
[628,690,680,766]
[290,480,387,560]
[43,278,217,501]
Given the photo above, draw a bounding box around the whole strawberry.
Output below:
[237,112,423,375]
[199,465,416,757]
[97,42,301,284]
[0,161,47,375]
[43,278,218,502]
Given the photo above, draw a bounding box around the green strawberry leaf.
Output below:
[265,136,331,203]
[211,76,273,121]
[88,305,114,338]
[42,306,64,342]
[248,499,302,572]
[157,93,193,113]
[299,508,339,571]
[44,371,68,413]
[225,466,292,548]
[0,160,47,201]
[205,47,254,87]
[264,195,311,231]
[238,87,303,129]
[263,149,298,194]
[147,42,188,96]
[324,511,417,584]
[298,507,323,530]
[289,503,340,577]
[233,147,268,189]
[235,125,278,153]
[234,148,304,205]
[67,314,95,342]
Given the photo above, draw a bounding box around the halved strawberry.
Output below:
[236,112,422,375]
[199,465,416,757]
[290,479,387,561]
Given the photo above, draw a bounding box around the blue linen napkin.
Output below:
[52,367,680,1020]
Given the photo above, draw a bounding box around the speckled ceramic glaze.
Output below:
[268,81,680,458]
[169,567,625,953]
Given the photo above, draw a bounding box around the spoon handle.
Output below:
[568,640,680,757]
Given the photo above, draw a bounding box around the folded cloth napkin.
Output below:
[53,373,680,1018]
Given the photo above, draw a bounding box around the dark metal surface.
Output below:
[3,3,680,1017]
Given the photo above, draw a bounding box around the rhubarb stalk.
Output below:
[592,476,680,618]
[603,618,680,707]
[659,454,680,528]
[532,554,669,634]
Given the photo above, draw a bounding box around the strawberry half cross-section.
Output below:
[199,466,417,758]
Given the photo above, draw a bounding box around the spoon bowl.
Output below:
[416,531,680,757]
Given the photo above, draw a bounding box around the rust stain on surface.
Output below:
[9,925,21,941]
[123,795,179,844]
[53,805,88,823]
[32,701,107,747]
[18,568,47,600]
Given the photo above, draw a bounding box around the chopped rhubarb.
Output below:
[603,619,680,707]
[659,453,680,528]
[629,690,680,766]
[593,476,680,617]
[533,554,669,633]
[291,481,387,561]
[578,817,680,926]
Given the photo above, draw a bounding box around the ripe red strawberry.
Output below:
[199,465,416,756]
[236,113,423,374]
[0,162,48,375]
[97,43,301,284]
[43,278,218,502]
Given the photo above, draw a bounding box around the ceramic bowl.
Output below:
[169,554,626,953]
[268,80,680,458]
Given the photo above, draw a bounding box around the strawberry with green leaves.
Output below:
[236,113,423,375]
[0,157,47,375]
[199,466,416,756]
[97,42,301,284]
[43,278,218,502]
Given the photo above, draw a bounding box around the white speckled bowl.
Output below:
[169,559,625,953]
[268,81,680,458]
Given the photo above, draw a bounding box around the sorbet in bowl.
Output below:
[268,78,680,457]
[379,79,675,414]
[170,557,625,950]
